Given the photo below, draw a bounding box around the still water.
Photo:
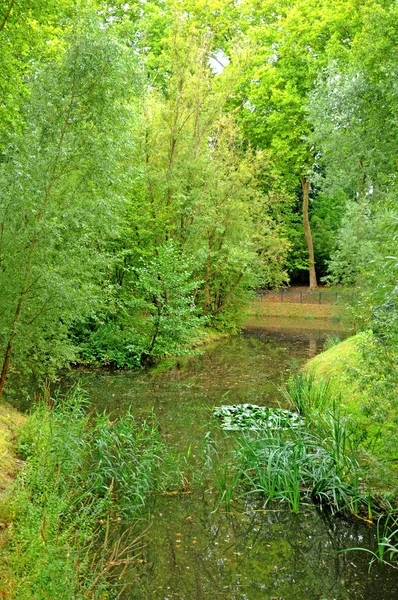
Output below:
[70,318,397,599]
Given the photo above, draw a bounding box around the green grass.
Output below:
[305,333,398,502]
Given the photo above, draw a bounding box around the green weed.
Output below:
[1,385,170,599]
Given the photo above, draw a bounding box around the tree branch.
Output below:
[0,0,16,33]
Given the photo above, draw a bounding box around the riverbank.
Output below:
[305,332,398,503]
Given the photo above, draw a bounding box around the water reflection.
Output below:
[128,494,397,600]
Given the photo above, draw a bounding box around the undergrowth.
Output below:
[0,385,173,599]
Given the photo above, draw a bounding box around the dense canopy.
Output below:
[1,0,397,394]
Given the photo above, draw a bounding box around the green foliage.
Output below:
[0,0,90,151]
[2,385,169,598]
[282,373,336,419]
[133,242,205,359]
[0,16,138,386]
[73,25,289,368]
[229,0,366,281]
[306,1,398,418]
[209,405,362,514]
[0,1,292,387]
[208,370,396,518]
[75,321,143,368]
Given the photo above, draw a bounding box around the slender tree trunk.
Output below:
[0,0,16,33]
[301,175,317,290]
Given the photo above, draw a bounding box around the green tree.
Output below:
[309,0,398,287]
[129,28,289,322]
[134,242,204,360]
[0,19,137,395]
[228,0,365,287]
[0,0,93,151]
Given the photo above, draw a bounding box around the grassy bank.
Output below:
[305,332,398,501]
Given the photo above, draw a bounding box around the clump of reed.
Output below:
[1,385,169,599]
[281,372,334,418]
[208,374,370,515]
[234,416,360,514]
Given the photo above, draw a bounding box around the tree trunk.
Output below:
[0,0,16,33]
[301,175,317,290]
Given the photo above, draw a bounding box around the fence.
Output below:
[259,289,343,305]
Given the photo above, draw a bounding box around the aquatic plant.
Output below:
[339,513,398,570]
[234,424,360,513]
[214,403,303,431]
[211,390,364,514]
[1,385,169,598]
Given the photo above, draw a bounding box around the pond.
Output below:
[69,317,397,599]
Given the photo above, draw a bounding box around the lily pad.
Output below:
[213,403,303,431]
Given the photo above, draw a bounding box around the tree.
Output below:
[309,0,398,287]
[128,27,289,321]
[0,19,137,395]
[228,0,365,288]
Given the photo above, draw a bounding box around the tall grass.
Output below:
[234,420,360,513]
[208,374,367,515]
[281,372,334,418]
[1,385,169,599]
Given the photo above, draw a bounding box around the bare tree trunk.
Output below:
[301,175,317,290]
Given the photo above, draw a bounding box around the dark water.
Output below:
[70,319,397,599]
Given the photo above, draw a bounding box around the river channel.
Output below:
[69,317,397,599]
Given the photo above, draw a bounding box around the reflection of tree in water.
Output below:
[129,493,398,600]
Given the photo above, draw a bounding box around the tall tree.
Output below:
[228,0,364,288]
[0,19,137,395]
